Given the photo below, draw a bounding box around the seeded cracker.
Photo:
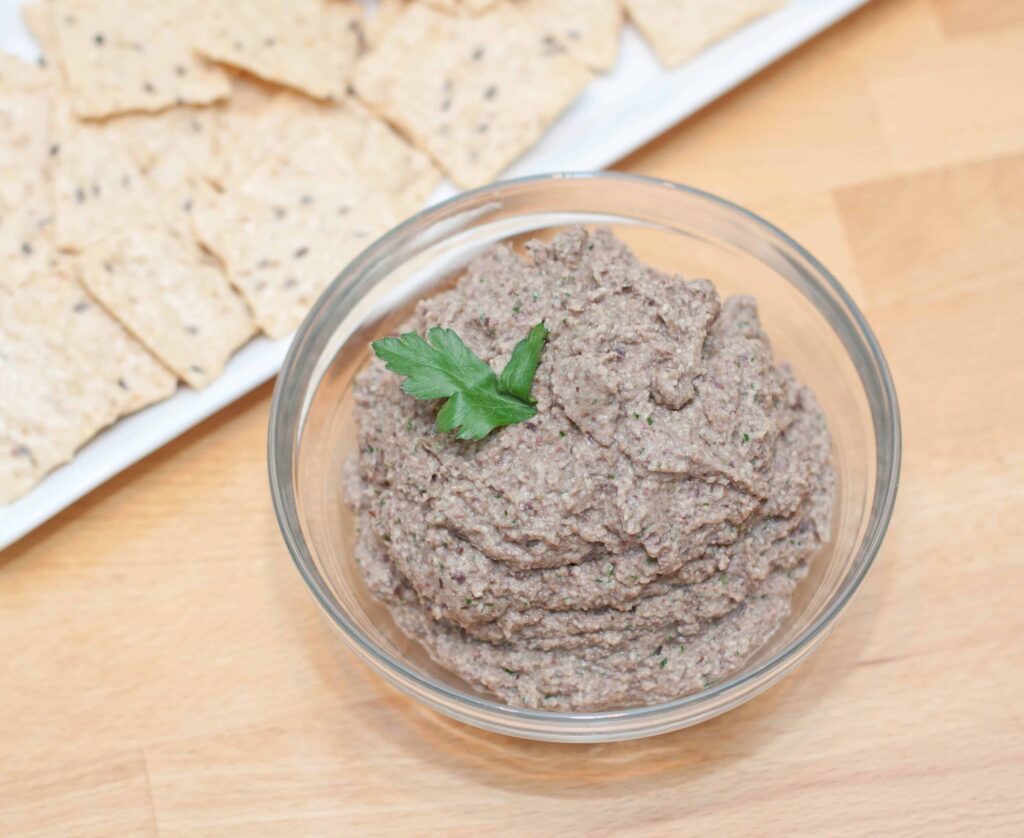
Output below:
[210,80,439,215]
[515,0,622,72]
[51,0,230,118]
[0,274,176,504]
[353,4,591,188]
[0,56,58,287]
[622,0,785,68]
[77,222,255,389]
[367,0,406,46]
[194,0,365,102]
[21,0,61,72]
[423,0,501,14]
[194,166,400,339]
[50,99,150,251]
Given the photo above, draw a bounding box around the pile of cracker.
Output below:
[1,0,781,505]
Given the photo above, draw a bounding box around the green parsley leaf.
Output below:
[371,323,547,441]
[497,321,549,403]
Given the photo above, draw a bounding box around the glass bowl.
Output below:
[268,173,900,743]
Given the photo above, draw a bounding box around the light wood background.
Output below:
[2,1,1022,834]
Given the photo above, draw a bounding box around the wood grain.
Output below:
[2,0,1023,834]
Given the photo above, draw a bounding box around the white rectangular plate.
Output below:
[0,0,868,549]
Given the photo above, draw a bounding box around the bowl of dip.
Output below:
[268,173,901,742]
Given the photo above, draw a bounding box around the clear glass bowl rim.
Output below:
[268,172,901,738]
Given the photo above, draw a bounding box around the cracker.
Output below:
[14,270,177,413]
[0,273,175,504]
[194,166,400,338]
[0,49,51,92]
[194,0,365,102]
[423,0,501,14]
[623,0,785,68]
[51,0,230,118]
[22,1,61,73]
[50,98,214,246]
[515,0,622,72]
[211,81,440,215]
[50,100,152,250]
[112,106,220,189]
[0,57,59,288]
[76,223,255,389]
[353,4,591,187]
[367,0,406,45]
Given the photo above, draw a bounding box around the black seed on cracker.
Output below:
[272,206,286,220]
[21,242,32,256]
[299,194,314,205]
[541,35,566,55]
[143,82,156,94]
[184,324,199,335]
[293,246,309,259]
[117,377,129,390]
[12,444,36,465]
[471,46,485,60]
[73,300,90,313]
[75,187,86,204]
[94,33,105,46]
[483,85,497,100]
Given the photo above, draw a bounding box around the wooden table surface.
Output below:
[3,1,1023,834]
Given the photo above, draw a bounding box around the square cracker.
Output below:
[622,0,785,68]
[51,0,230,118]
[354,3,590,188]
[0,273,175,504]
[194,0,365,102]
[515,0,622,72]
[76,221,255,389]
[210,80,440,216]
[194,164,400,339]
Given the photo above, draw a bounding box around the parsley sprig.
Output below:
[371,322,549,440]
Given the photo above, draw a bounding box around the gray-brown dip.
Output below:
[349,228,834,711]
